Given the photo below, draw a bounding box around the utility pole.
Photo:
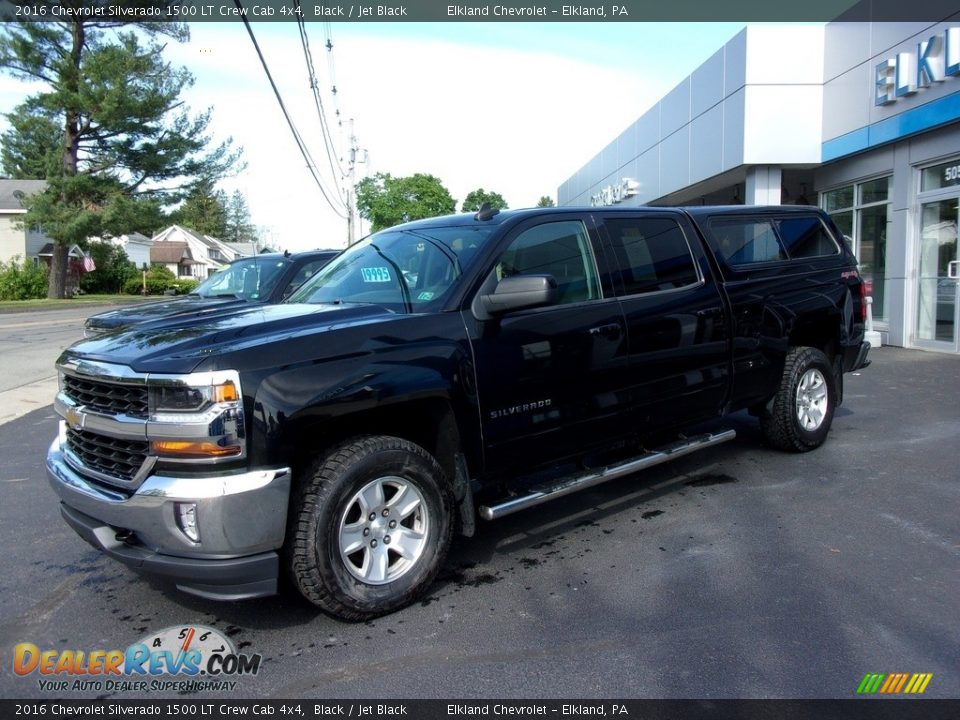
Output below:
[345,119,367,246]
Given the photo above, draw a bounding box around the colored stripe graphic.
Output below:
[904,673,933,694]
[857,674,885,694]
[857,672,933,694]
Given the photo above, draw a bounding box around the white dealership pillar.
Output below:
[745,166,783,205]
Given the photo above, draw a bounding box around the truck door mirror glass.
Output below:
[479,274,559,315]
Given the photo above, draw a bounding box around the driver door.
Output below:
[467,215,630,475]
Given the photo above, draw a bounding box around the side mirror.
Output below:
[479,274,559,315]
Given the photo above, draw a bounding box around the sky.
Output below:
[0,21,750,252]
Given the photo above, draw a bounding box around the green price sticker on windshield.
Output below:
[361,267,392,283]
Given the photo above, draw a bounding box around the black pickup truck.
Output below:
[47,205,870,619]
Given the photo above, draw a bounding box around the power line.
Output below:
[294,6,348,204]
[234,0,348,219]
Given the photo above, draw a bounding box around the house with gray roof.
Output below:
[0,179,52,266]
[150,225,250,278]
[149,240,201,277]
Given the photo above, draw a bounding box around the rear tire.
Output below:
[760,347,837,452]
[288,436,453,620]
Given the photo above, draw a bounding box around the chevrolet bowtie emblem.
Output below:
[64,406,83,429]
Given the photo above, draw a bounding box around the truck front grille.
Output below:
[63,376,148,419]
[66,427,149,484]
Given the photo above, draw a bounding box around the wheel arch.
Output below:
[279,396,470,510]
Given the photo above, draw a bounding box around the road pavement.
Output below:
[0,308,90,425]
[0,344,957,700]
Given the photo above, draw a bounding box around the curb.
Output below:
[0,376,58,427]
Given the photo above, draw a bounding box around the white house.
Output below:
[87,232,153,270]
[151,225,221,278]
[150,225,252,278]
[0,179,52,266]
[149,240,202,278]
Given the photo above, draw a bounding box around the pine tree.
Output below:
[0,19,241,297]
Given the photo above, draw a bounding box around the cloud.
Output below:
[2,22,745,251]
[168,23,672,249]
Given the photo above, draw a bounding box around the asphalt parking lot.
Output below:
[0,345,957,700]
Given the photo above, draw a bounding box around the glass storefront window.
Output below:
[859,203,890,320]
[916,198,958,344]
[921,159,960,192]
[821,176,891,321]
[831,211,853,248]
[859,177,889,204]
[823,187,853,213]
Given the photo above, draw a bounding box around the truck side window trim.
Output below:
[603,217,704,297]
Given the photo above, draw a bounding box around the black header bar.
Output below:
[3,700,960,720]
[2,0,960,22]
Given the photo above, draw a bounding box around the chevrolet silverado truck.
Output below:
[47,205,870,620]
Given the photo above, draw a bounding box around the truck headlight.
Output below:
[146,371,246,461]
[149,379,238,414]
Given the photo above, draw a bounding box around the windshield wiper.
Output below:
[369,243,412,312]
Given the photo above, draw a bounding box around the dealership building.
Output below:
[559,18,960,353]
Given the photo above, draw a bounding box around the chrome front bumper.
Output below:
[46,432,291,600]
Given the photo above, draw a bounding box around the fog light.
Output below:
[176,502,200,543]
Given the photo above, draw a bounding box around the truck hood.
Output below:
[85,295,249,332]
[63,303,397,374]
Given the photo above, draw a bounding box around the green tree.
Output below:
[224,190,256,243]
[535,195,556,207]
[100,195,168,238]
[80,241,138,295]
[461,188,508,213]
[0,103,60,179]
[172,179,228,237]
[123,263,177,296]
[0,257,48,300]
[355,172,456,232]
[0,18,241,298]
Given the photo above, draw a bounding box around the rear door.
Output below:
[595,211,731,432]
[693,210,849,410]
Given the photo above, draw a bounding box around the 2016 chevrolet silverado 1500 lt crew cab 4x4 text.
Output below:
[46,205,870,620]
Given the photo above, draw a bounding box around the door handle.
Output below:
[696,307,724,319]
[589,323,622,338]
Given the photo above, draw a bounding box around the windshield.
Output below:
[288,226,493,311]
[194,256,290,300]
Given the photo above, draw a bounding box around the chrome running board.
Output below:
[478,429,736,521]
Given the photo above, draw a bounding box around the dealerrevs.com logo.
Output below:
[13,625,261,693]
[857,673,934,695]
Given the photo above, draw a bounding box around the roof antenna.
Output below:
[474,202,499,221]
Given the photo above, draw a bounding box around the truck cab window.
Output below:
[710,218,787,265]
[603,217,699,295]
[776,216,840,259]
[496,220,601,304]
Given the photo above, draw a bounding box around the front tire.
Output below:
[289,436,453,620]
[760,347,837,452]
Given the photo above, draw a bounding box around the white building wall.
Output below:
[123,240,152,269]
[823,20,960,146]
[0,216,26,263]
[559,25,825,208]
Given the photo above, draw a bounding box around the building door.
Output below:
[915,196,959,351]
